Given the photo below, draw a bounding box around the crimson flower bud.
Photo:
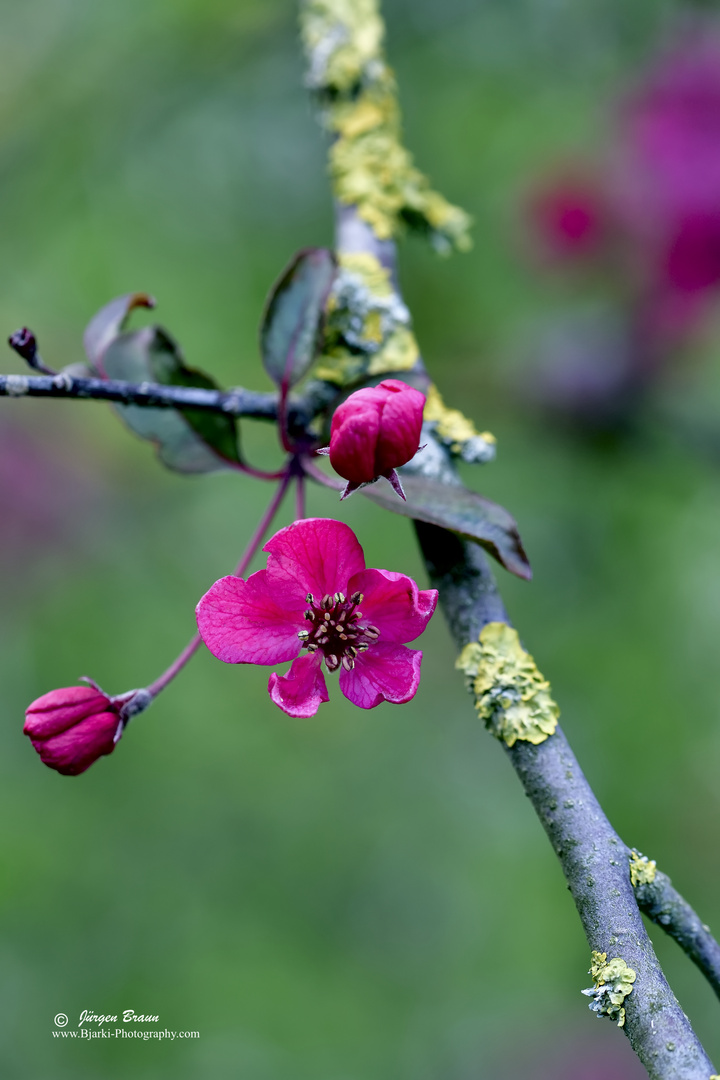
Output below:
[327,379,425,499]
[24,685,126,776]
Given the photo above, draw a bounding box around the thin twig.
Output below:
[0,368,344,449]
[634,867,720,1002]
[0,370,278,417]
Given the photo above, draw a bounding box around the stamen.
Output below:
[294,586,379,672]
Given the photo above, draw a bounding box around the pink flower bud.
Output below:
[24,685,123,776]
[328,379,425,496]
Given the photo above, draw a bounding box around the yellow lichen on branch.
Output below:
[424,383,496,462]
[302,0,383,93]
[300,0,472,252]
[312,255,498,463]
[629,850,657,887]
[456,622,559,746]
[582,951,637,1027]
[314,251,419,385]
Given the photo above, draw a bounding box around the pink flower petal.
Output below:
[347,568,437,643]
[339,643,423,709]
[30,711,120,776]
[329,401,380,484]
[375,383,425,474]
[268,653,329,718]
[264,518,366,601]
[196,569,304,666]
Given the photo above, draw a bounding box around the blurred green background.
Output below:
[0,0,718,1077]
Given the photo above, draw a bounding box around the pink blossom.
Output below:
[620,37,720,221]
[196,517,438,718]
[24,685,123,776]
[613,34,720,324]
[526,36,720,341]
[326,379,425,499]
[528,180,606,260]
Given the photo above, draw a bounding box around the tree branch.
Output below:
[415,523,716,1078]
[0,368,347,441]
[411,526,720,1021]
[0,370,278,418]
[296,1,719,1072]
[1,3,716,1072]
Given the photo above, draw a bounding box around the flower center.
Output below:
[297,591,380,672]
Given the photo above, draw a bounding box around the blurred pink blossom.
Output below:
[528,179,606,261]
[529,30,720,337]
[0,417,102,571]
[614,34,720,336]
[522,27,720,424]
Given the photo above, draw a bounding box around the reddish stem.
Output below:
[145,634,203,700]
[277,380,293,454]
[145,471,292,698]
[229,460,288,482]
[301,455,344,492]
[295,471,306,520]
[234,462,287,479]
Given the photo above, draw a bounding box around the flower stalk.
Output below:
[146,470,294,700]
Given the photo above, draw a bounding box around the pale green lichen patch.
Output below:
[314,251,419,385]
[301,0,383,94]
[424,383,496,464]
[582,951,636,1027]
[300,0,472,252]
[629,850,657,887]
[455,623,559,747]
